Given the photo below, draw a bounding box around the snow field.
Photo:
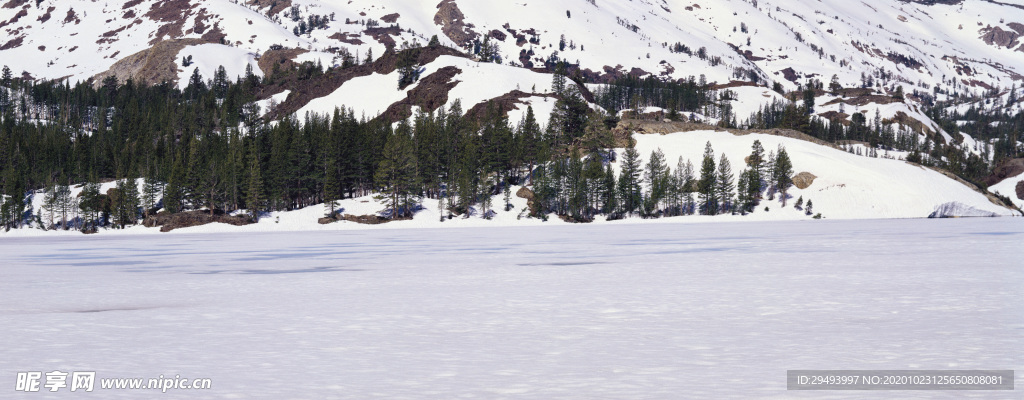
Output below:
[0,218,1020,399]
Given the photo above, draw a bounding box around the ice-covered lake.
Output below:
[1,218,1021,399]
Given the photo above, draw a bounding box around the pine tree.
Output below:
[682,159,696,215]
[748,140,765,199]
[1,65,11,86]
[617,147,643,215]
[141,176,161,218]
[698,142,718,215]
[601,162,618,216]
[113,178,140,228]
[715,154,735,214]
[79,182,102,231]
[644,148,669,216]
[773,147,794,205]
[805,199,813,215]
[246,140,263,221]
[42,182,57,229]
[736,168,751,214]
[375,121,419,219]
[55,183,75,230]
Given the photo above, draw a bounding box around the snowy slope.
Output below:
[298,55,566,122]
[625,130,1014,219]
[988,175,1024,209]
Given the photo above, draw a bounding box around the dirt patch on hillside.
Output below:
[435,0,478,47]
[462,90,558,125]
[980,26,1020,48]
[145,0,196,44]
[266,46,465,120]
[823,94,901,107]
[143,211,253,232]
[337,214,410,224]
[883,111,941,143]
[381,13,400,23]
[983,158,1024,186]
[257,48,309,76]
[378,66,462,122]
[365,26,401,48]
[1017,181,1024,200]
[818,111,850,124]
[64,8,80,24]
[329,32,364,45]
[793,172,817,189]
[91,38,207,87]
[247,0,291,16]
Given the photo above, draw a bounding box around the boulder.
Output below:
[793,172,817,189]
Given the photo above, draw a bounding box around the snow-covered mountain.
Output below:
[4,0,1023,111]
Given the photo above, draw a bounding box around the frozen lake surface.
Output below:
[1,218,1021,399]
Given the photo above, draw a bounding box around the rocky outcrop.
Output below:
[793,172,817,189]
[982,158,1024,187]
[434,0,477,48]
[143,211,254,232]
[91,38,206,87]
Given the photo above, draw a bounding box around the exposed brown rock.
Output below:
[381,13,400,23]
[64,8,80,25]
[364,26,402,48]
[91,38,208,87]
[780,67,799,82]
[818,111,850,124]
[257,47,309,77]
[145,0,196,45]
[793,172,817,189]
[0,6,27,29]
[1,0,27,9]
[266,46,465,120]
[983,158,1024,186]
[37,6,54,23]
[0,35,23,50]
[980,26,1020,49]
[462,90,558,125]
[247,0,291,15]
[435,0,478,48]
[378,66,462,123]
[883,111,941,144]
[339,214,409,224]
[329,32,364,45]
[143,211,254,232]
[1017,181,1024,200]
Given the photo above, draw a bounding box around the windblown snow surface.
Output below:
[1,218,1021,399]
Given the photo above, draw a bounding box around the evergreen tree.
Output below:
[617,147,643,215]
[141,176,162,218]
[773,147,794,205]
[246,140,263,221]
[681,159,696,215]
[112,178,140,228]
[715,154,735,214]
[748,140,765,198]
[375,121,420,219]
[644,148,669,215]
[79,181,102,230]
[601,162,618,215]
[805,199,813,215]
[698,142,718,215]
